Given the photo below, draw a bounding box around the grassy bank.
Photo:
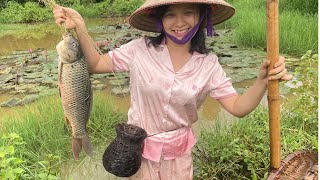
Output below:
[194,51,318,179]
[0,93,126,179]
[194,106,317,179]
[219,0,318,56]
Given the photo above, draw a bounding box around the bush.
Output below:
[96,0,144,17]
[0,1,52,23]
[73,3,100,18]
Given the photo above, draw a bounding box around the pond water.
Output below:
[0,17,267,121]
[0,18,127,56]
[0,18,298,180]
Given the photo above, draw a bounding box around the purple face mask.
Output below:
[153,6,216,45]
[159,14,205,44]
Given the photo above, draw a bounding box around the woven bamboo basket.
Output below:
[267,151,318,180]
[102,123,148,177]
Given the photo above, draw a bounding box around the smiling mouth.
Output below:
[172,28,190,35]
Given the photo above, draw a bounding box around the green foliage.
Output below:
[0,1,25,23]
[0,1,52,23]
[227,0,318,15]
[73,3,100,18]
[95,0,144,17]
[220,1,318,56]
[194,51,318,179]
[279,12,318,55]
[0,133,60,179]
[0,133,27,179]
[1,93,124,178]
[289,50,318,134]
[0,0,9,10]
[194,109,271,179]
[279,0,318,15]
[56,0,80,6]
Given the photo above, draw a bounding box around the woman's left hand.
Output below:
[258,56,293,85]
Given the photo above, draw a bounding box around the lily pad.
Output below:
[23,72,43,79]
[0,83,16,92]
[228,61,251,68]
[228,68,258,83]
[93,84,107,91]
[0,98,21,107]
[109,79,129,87]
[20,94,39,105]
[0,74,15,84]
[111,86,130,96]
[0,67,13,74]
[23,65,43,73]
[39,88,57,97]
[91,74,108,79]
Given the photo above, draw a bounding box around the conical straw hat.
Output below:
[129,0,235,32]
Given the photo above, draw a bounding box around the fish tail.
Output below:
[72,136,82,160]
[81,134,93,157]
[71,134,93,160]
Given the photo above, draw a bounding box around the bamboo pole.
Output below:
[266,0,281,169]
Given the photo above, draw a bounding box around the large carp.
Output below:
[57,31,93,160]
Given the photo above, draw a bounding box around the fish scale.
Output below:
[57,32,93,160]
[60,58,91,137]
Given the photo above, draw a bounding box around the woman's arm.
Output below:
[53,5,113,74]
[218,57,293,118]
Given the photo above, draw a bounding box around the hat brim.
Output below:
[129,0,235,33]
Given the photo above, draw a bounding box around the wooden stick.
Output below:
[266,0,281,169]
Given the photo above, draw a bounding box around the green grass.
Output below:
[0,92,125,178]
[194,106,318,180]
[219,1,318,56]
[0,23,59,39]
[194,51,318,180]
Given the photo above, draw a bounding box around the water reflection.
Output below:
[0,18,128,56]
[0,33,61,56]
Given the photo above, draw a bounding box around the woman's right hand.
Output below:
[53,5,85,31]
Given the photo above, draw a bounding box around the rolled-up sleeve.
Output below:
[209,60,237,99]
[108,39,137,72]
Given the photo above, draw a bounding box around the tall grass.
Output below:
[220,0,318,56]
[194,51,318,179]
[227,0,318,15]
[194,105,318,179]
[0,92,125,178]
[279,0,318,15]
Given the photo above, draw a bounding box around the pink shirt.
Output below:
[108,36,237,162]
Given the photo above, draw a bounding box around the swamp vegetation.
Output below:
[0,0,318,179]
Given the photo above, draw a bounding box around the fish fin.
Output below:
[81,134,93,157]
[58,86,61,98]
[72,136,82,160]
[64,116,71,126]
[87,81,93,115]
[58,61,62,84]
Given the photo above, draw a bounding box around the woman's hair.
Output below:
[146,4,209,54]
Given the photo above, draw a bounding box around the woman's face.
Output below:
[162,4,200,41]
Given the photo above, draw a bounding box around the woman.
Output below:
[53,0,292,179]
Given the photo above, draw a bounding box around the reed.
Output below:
[219,2,318,56]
